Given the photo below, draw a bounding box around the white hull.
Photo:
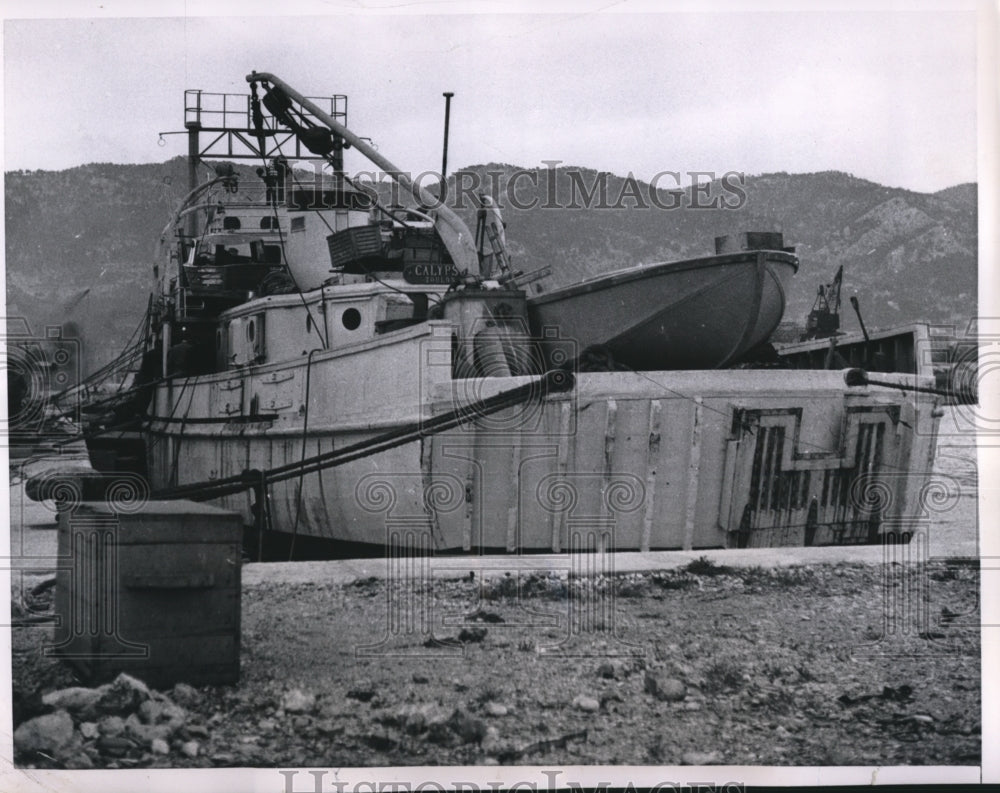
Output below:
[147,323,941,550]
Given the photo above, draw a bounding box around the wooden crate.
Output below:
[53,500,243,687]
[327,226,384,269]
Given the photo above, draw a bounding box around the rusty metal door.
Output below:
[720,405,903,547]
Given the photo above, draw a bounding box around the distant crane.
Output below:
[801,265,843,340]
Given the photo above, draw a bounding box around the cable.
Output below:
[287,347,320,560]
[143,373,192,457]
[153,369,572,502]
[167,378,197,488]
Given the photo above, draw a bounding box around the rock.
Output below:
[159,701,188,729]
[448,708,488,743]
[151,738,170,755]
[314,719,341,736]
[362,734,397,753]
[282,688,316,714]
[124,713,145,736]
[597,660,625,679]
[458,627,488,643]
[41,687,103,717]
[412,674,429,684]
[481,725,503,755]
[483,701,508,717]
[138,699,165,724]
[684,701,702,712]
[186,723,209,738]
[79,721,99,740]
[171,683,200,708]
[573,694,600,712]
[13,710,76,756]
[396,702,450,734]
[426,722,456,747]
[211,753,236,764]
[125,712,173,746]
[97,734,134,757]
[292,715,311,729]
[98,715,126,737]
[346,687,376,703]
[97,673,151,715]
[681,750,722,765]
[645,673,687,702]
[600,691,624,710]
[258,718,276,732]
[180,740,200,758]
[62,751,94,769]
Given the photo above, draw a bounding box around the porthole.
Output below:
[247,319,256,342]
[342,308,362,331]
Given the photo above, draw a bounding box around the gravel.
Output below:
[10,557,980,768]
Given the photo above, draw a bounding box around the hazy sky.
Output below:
[0,1,982,193]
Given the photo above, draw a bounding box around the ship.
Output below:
[39,71,943,558]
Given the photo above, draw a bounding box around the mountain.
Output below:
[5,160,191,373]
[444,165,977,337]
[4,160,977,374]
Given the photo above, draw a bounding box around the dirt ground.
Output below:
[12,557,981,769]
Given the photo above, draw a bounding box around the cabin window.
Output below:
[342,308,362,331]
[223,216,242,230]
[249,241,282,264]
[260,216,279,230]
[291,216,306,231]
[247,314,265,361]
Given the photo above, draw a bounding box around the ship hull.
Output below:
[527,250,798,370]
[141,325,939,552]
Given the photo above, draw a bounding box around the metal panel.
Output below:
[723,404,902,547]
[641,399,662,552]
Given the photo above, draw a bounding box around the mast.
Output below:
[440,91,454,202]
[185,97,201,239]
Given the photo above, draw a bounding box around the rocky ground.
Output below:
[11,557,980,769]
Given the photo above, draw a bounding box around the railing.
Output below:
[184,89,347,131]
